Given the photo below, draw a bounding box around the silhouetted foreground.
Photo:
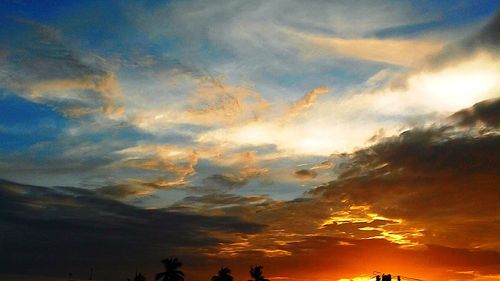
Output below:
[212,267,233,281]
[122,257,419,281]
[66,257,423,281]
[156,258,185,281]
[128,272,146,281]
[376,274,398,281]
[373,272,423,281]
[248,266,269,281]
[125,258,271,281]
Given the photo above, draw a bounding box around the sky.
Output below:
[0,1,499,280]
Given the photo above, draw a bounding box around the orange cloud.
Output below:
[186,79,269,126]
[28,73,124,118]
[304,35,443,66]
[287,87,329,119]
[117,144,202,189]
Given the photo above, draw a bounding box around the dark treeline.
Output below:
[124,257,270,281]
[67,257,407,281]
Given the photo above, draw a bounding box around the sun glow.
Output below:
[409,53,500,111]
[338,277,375,281]
[321,205,424,247]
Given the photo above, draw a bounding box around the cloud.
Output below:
[0,19,123,118]
[310,111,500,250]
[180,101,500,269]
[188,150,270,194]
[345,51,500,115]
[196,86,347,155]
[470,11,500,49]
[95,184,155,198]
[0,179,263,280]
[116,144,201,188]
[186,79,269,126]
[293,169,317,180]
[129,79,269,136]
[303,35,443,66]
[197,42,499,156]
[0,118,155,188]
[171,193,270,214]
[450,98,500,128]
[162,185,500,280]
[427,11,500,69]
[28,73,124,118]
[122,0,444,110]
[202,174,249,189]
[311,160,334,171]
[287,87,329,119]
[2,98,499,280]
[182,102,500,278]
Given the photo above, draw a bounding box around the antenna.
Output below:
[89,268,93,281]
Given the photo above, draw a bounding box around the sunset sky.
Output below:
[0,1,499,281]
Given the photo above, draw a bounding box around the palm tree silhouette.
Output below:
[248,266,269,281]
[155,258,185,281]
[211,267,234,281]
[128,272,146,281]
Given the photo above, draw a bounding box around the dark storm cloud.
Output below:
[462,10,499,51]
[189,162,269,194]
[0,179,263,279]
[309,104,500,250]
[170,193,272,215]
[177,193,268,207]
[450,97,500,127]
[95,184,156,198]
[202,174,249,188]
[428,10,500,68]
[293,169,317,180]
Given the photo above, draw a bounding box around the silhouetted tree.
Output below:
[156,258,185,281]
[248,266,269,281]
[211,267,233,281]
[128,272,146,281]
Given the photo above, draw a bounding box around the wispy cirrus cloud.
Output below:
[0,19,123,118]
[301,35,444,66]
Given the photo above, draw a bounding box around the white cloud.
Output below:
[197,52,500,155]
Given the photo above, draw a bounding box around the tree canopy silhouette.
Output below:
[128,272,146,281]
[248,266,269,281]
[211,267,234,281]
[156,258,185,281]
